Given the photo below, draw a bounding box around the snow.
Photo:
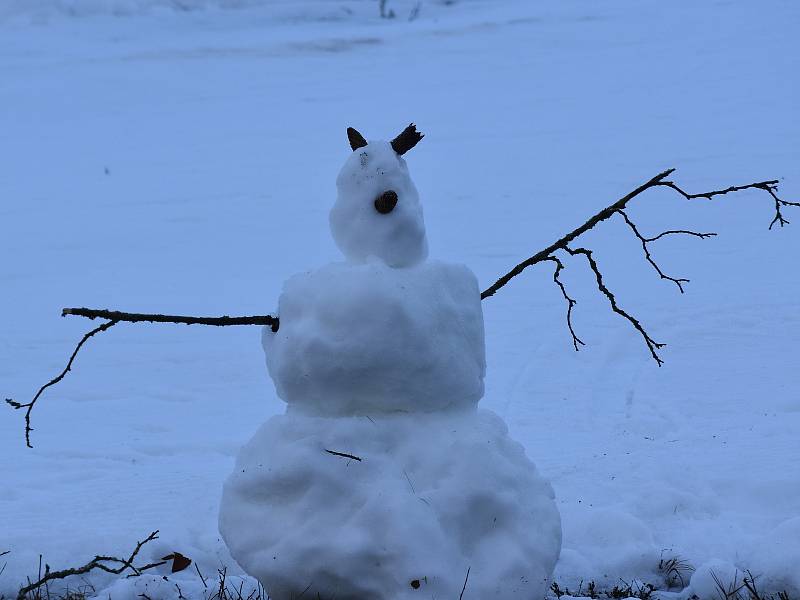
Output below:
[264,260,485,414]
[244,125,548,597]
[1,0,799,598]
[331,137,429,267]
[0,0,464,25]
[687,559,742,600]
[747,518,800,593]
[553,509,658,588]
[98,570,259,600]
[220,410,561,599]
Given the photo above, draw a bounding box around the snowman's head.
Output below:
[330,124,428,268]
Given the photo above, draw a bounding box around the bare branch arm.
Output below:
[481,168,796,363]
[480,169,676,300]
[482,170,795,300]
[7,309,279,447]
[62,308,279,331]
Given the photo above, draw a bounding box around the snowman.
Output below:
[219,125,562,599]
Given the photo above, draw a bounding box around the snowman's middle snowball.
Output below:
[263,260,486,415]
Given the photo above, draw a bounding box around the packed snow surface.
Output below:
[1,0,799,598]
[264,259,485,414]
[330,139,428,267]
[220,409,561,600]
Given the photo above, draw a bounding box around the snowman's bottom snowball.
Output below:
[219,409,561,600]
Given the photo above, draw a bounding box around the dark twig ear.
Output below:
[391,123,424,155]
[347,127,368,151]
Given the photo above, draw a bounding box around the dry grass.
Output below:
[4,548,795,600]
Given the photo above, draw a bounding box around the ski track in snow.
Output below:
[1,0,799,596]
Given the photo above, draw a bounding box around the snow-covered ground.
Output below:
[1,0,798,597]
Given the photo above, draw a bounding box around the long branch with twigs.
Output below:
[4,168,797,446]
[14,531,160,600]
[480,168,796,364]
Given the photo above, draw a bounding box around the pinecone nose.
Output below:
[374,190,398,214]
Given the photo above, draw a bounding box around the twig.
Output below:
[16,531,159,600]
[295,582,312,599]
[5,320,119,448]
[544,256,585,351]
[195,563,208,589]
[459,566,470,600]
[617,209,716,293]
[324,449,362,462]
[566,247,666,365]
[62,308,279,332]
[125,559,167,577]
[403,469,417,494]
[645,229,717,242]
[657,178,799,230]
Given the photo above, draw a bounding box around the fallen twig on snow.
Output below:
[15,531,160,600]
